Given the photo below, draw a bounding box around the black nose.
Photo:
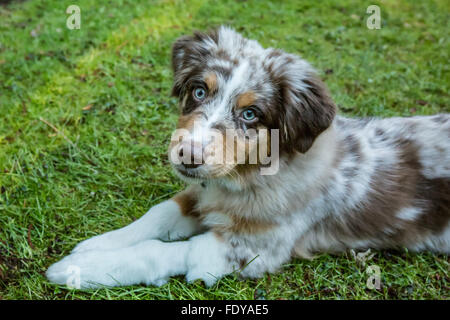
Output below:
[178,145,204,169]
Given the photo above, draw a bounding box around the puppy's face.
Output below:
[168,27,336,182]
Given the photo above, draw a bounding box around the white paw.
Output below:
[184,233,232,287]
[46,251,122,289]
[185,269,220,287]
[47,244,169,289]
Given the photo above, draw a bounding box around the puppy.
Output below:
[47,26,449,289]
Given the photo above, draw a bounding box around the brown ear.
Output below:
[171,31,218,97]
[171,34,195,97]
[269,52,336,153]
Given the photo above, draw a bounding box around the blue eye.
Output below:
[193,87,206,100]
[242,108,257,121]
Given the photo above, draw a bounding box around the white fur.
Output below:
[47,232,232,288]
[47,27,449,289]
[47,115,450,290]
[397,207,422,221]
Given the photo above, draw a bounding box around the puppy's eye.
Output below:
[241,107,258,122]
[193,87,207,101]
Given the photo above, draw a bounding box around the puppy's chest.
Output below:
[195,186,283,233]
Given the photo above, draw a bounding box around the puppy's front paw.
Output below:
[46,251,121,289]
[186,269,220,287]
[72,232,123,253]
[47,240,172,289]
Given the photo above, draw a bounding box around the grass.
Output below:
[0,0,449,300]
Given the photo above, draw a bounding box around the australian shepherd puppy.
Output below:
[47,26,449,289]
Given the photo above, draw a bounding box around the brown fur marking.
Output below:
[229,215,274,234]
[236,91,256,109]
[173,190,199,217]
[208,214,275,235]
[305,138,450,253]
[205,72,218,92]
[176,112,203,131]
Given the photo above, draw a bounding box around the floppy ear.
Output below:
[269,51,336,153]
[171,35,195,97]
[171,31,218,97]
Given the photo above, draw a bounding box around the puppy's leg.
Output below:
[72,187,203,253]
[47,228,295,289]
[47,232,233,288]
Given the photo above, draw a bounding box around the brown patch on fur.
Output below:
[413,178,450,234]
[204,72,217,92]
[236,91,256,109]
[173,190,199,217]
[176,112,203,131]
[336,142,418,241]
[303,138,450,254]
[170,112,202,154]
[390,140,450,238]
[228,215,275,234]
[200,205,275,235]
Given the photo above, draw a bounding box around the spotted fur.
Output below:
[46,27,449,289]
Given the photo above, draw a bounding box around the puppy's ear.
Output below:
[171,31,218,97]
[268,50,336,153]
[171,35,194,97]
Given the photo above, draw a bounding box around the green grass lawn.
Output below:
[0,0,449,299]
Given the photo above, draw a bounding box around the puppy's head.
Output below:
[168,26,336,182]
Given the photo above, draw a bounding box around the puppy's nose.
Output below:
[178,141,204,169]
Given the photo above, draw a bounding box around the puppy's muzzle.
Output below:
[177,140,205,169]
